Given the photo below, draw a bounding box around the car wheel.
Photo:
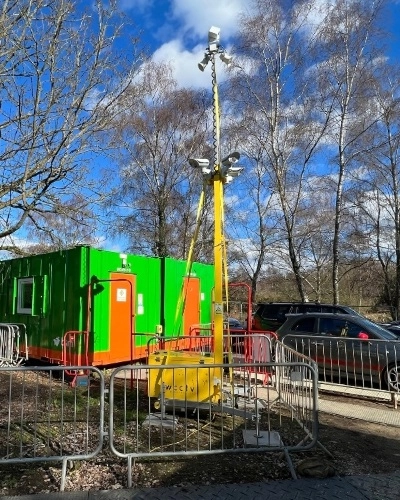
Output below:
[384,363,400,392]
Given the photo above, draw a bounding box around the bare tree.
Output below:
[226,147,277,303]
[313,0,385,303]
[108,61,212,260]
[227,0,330,301]
[373,73,400,319]
[294,182,336,301]
[0,0,141,255]
[18,195,101,255]
[353,64,400,318]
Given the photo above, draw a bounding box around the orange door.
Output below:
[109,273,136,363]
[183,277,200,335]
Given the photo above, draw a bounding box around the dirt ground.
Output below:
[0,391,399,496]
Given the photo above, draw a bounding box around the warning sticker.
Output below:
[214,303,223,314]
[116,288,127,302]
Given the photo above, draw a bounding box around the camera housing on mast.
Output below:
[224,166,244,183]
[188,158,213,181]
[197,25,232,72]
[208,26,220,52]
[198,54,211,72]
[220,151,244,183]
[219,52,233,66]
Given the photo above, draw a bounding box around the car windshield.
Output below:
[355,316,399,340]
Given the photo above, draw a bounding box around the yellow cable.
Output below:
[172,189,205,340]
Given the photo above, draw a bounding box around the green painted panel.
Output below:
[0,247,87,358]
[87,248,161,352]
[163,258,214,338]
[191,261,214,326]
[129,254,161,347]
[0,247,212,364]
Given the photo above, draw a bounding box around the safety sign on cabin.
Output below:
[116,288,127,302]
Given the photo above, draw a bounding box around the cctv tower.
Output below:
[148,27,244,411]
[192,27,243,366]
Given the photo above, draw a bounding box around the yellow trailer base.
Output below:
[148,350,221,404]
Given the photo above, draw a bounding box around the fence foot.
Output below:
[291,433,334,460]
[316,439,335,458]
[60,458,67,492]
[283,448,297,479]
[127,456,133,488]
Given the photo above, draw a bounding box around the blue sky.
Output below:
[98,0,400,254]
[115,0,249,88]
[113,0,400,88]
[6,0,400,255]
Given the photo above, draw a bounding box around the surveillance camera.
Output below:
[225,167,244,184]
[223,167,244,182]
[221,151,240,166]
[189,158,210,169]
[198,54,210,72]
[227,166,244,176]
[208,26,220,43]
[220,52,233,65]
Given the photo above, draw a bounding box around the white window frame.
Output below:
[17,277,34,314]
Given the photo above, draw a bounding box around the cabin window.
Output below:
[17,277,34,314]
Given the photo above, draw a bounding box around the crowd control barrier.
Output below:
[0,342,319,490]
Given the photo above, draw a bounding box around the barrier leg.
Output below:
[60,458,68,492]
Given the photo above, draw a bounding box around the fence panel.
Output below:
[0,350,319,491]
[108,357,318,487]
[280,334,400,397]
[147,332,277,385]
[0,323,27,366]
[274,342,320,449]
[0,365,105,490]
[228,332,276,385]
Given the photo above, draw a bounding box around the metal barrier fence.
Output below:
[0,323,27,366]
[108,352,319,487]
[274,342,327,454]
[280,334,400,399]
[148,332,276,380]
[0,340,319,491]
[0,365,105,491]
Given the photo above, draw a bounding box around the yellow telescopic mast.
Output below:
[210,39,224,367]
[148,27,244,409]
[194,27,243,366]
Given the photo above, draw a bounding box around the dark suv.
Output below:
[252,302,360,332]
[276,312,399,391]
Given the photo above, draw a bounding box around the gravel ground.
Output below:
[1,368,399,496]
[1,394,399,496]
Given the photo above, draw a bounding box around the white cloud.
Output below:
[171,0,248,42]
[148,0,251,88]
[151,39,232,88]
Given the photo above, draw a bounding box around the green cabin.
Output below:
[0,246,214,366]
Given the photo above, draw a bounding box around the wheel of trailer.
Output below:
[384,363,400,392]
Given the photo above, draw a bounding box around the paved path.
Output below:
[318,397,400,426]
[317,384,400,426]
[3,471,400,499]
